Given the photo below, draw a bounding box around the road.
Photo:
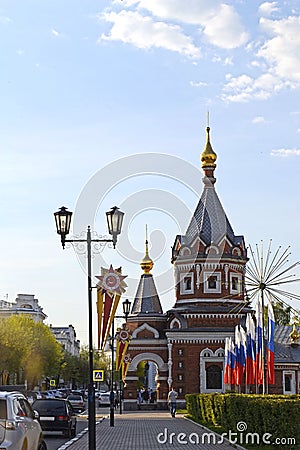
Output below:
[44,407,110,450]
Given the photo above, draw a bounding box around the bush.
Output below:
[186,393,300,449]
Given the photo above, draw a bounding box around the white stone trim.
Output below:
[132,323,159,339]
[230,272,242,294]
[170,317,181,329]
[129,352,167,371]
[203,271,221,293]
[180,272,194,295]
[129,338,167,346]
[175,298,247,304]
[182,313,244,319]
[283,370,296,394]
[200,349,225,393]
[205,245,219,255]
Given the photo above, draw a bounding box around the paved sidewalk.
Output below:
[60,411,245,450]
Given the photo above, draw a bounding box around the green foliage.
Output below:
[0,315,63,388]
[186,393,300,449]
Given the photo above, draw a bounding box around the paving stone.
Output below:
[62,411,245,450]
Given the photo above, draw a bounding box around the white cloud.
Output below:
[258,16,300,84]
[0,15,11,24]
[100,1,249,57]
[51,28,63,38]
[222,72,291,102]
[252,116,266,124]
[189,81,208,88]
[203,4,249,49]
[270,148,300,157]
[222,14,300,102]
[258,2,279,17]
[100,10,200,58]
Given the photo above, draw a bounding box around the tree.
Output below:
[0,315,63,388]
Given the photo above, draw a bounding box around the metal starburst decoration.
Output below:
[245,240,300,316]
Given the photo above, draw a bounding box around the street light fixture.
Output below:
[110,298,131,427]
[54,205,124,450]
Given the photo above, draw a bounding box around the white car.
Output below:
[98,391,117,407]
[0,391,45,449]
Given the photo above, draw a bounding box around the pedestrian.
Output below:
[167,386,178,418]
[137,389,142,410]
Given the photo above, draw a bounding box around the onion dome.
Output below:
[200,126,217,168]
[140,226,154,274]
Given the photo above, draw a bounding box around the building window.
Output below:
[178,349,183,355]
[230,273,242,294]
[180,272,194,295]
[178,374,183,381]
[208,276,217,289]
[284,374,292,392]
[178,387,183,394]
[206,365,222,390]
[178,362,183,368]
[203,352,211,357]
[204,272,221,293]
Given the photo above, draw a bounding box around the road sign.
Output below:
[93,370,104,382]
[50,379,56,387]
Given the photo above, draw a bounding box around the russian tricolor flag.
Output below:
[235,325,246,386]
[256,297,263,385]
[224,337,231,385]
[246,313,256,385]
[230,338,237,385]
[267,299,275,384]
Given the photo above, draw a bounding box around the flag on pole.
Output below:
[97,289,104,350]
[224,337,231,385]
[235,325,246,386]
[230,336,237,385]
[122,354,132,381]
[115,328,131,371]
[256,297,263,385]
[95,265,127,350]
[267,299,275,384]
[246,313,256,385]
[240,325,247,383]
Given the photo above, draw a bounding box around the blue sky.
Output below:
[0,0,299,345]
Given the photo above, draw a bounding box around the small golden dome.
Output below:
[290,324,300,344]
[201,126,217,168]
[140,226,153,274]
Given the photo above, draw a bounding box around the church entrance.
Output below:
[136,360,158,407]
[123,352,169,410]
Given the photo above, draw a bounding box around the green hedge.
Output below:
[186,393,300,449]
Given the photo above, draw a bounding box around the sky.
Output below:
[0,0,299,346]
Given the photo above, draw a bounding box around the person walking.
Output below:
[167,386,178,417]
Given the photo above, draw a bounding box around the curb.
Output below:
[57,417,105,450]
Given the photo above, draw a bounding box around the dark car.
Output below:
[32,398,77,438]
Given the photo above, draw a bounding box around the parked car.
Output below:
[66,395,85,413]
[41,391,55,399]
[98,391,117,407]
[0,390,45,450]
[32,398,77,438]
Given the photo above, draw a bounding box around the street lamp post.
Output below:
[110,298,131,427]
[54,205,124,450]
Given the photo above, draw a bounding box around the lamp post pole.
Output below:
[109,299,131,427]
[86,227,95,449]
[54,206,124,450]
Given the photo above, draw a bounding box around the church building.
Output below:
[123,126,300,409]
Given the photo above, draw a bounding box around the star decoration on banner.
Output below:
[96,264,127,294]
